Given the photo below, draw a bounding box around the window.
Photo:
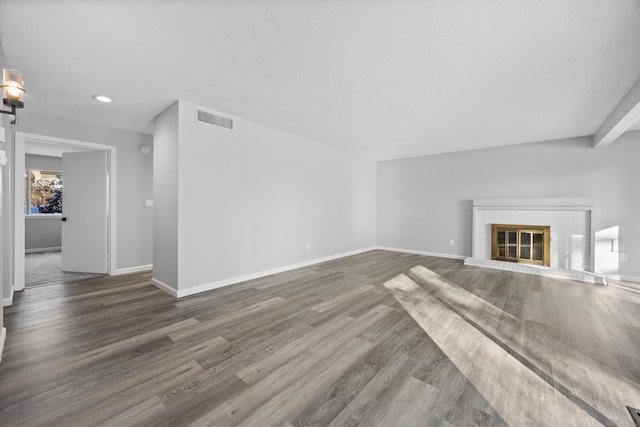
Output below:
[25,170,63,214]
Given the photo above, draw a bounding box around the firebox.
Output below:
[491,224,550,266]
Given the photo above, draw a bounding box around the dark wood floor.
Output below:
[1,250,639,426]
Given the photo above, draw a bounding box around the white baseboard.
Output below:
[0,327,6,363]
[25,246,61,254]
[617,274,640,284]
[3,287,14,307]
[603,273,640,285]
[156,247,377,299]
[114,264,153,276]
[376,246,467,261]
[150,277,178,298]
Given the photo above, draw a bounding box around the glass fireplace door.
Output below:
[532,232,544,262]
[496,230,518,260]
[492,224,550,266]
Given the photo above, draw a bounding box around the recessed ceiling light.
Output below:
[93,95,112,103]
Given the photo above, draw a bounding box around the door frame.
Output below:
[14,132,117,291]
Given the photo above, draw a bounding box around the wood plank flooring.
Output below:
[1,250,639,426]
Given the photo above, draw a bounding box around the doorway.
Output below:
[14,132,117,291]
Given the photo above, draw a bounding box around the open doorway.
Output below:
[14,132,117,291]
[23,143,102,286]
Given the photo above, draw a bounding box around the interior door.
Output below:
[61,150,108,273]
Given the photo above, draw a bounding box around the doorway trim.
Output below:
[14,132,117,291]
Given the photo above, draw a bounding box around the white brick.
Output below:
[474,206,591,270]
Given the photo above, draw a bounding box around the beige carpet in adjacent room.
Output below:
[25,251,104,287]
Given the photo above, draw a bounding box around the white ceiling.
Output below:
[629,119,640,131]
[1,1,640,160]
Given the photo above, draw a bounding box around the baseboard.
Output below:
[0,327,6,363]
[3,287,14,307]
[375,246,467,261]
[618,274,640,284]
[604,273,640,285]
[25,246,61,254]
[150,278,178,298]
[166,246,377,298]
[114,264,153,276]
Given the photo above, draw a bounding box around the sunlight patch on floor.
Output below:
[384,271,618,426]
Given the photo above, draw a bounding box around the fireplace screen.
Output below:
[491,224,550,266]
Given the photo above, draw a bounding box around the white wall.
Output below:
[25,217,61,251]
[377,133,640,279]
[154,100,377,293]
[26,154,62,172]
[0,114,6,336]
[1,47,8,337]
[152,102,179,290]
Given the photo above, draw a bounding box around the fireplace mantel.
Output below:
[472,198,594,211]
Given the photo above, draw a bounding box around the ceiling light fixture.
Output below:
[93,95,112,103]
[1,68,25,125]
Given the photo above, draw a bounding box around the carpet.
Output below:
[25,251,104,287]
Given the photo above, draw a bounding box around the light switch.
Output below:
[144,199,154,207]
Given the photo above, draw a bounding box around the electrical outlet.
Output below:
[619,253,628,262]
[144,199,154,207]
[449,239,455,246]
[305,242,310,250]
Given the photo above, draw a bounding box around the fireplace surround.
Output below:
[465,198,606,284]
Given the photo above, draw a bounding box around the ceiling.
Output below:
[630,118,640,131]
[1,1,640,161]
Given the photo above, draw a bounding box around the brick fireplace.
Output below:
[464,198,606,284]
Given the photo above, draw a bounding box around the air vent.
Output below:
[196,110,233,130]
